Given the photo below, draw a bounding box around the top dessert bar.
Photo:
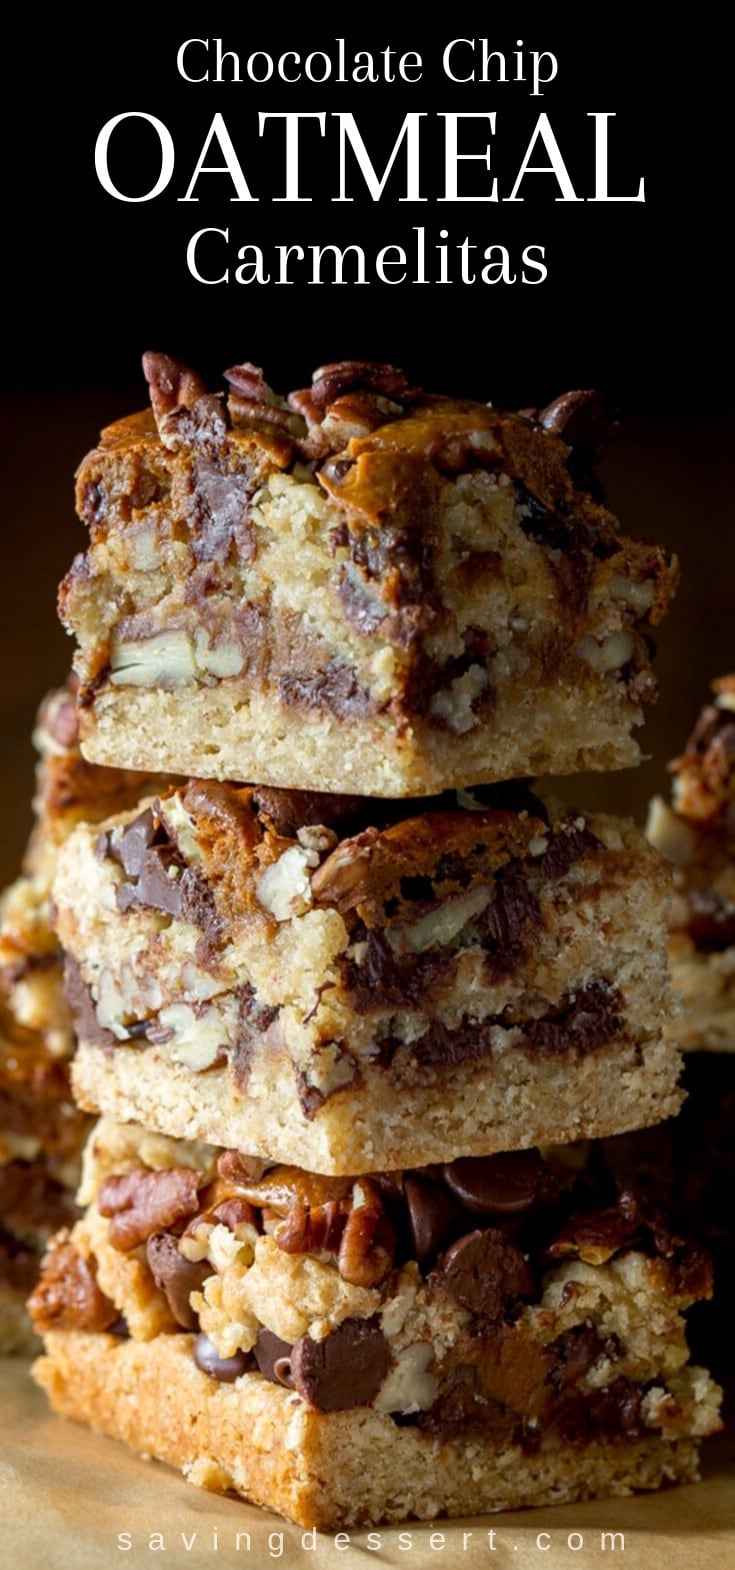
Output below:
[59,357,676,795]
[647,675,735,1050]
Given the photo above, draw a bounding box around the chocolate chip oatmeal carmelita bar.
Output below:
[648,676,735,1050]
[0,683,164,1349]
[30,1118,721,1529]
[53,780,682,1173]
[59,356,676,794]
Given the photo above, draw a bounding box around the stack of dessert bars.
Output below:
[21,357,721,1528]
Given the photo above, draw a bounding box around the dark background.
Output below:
[1,19,731,879]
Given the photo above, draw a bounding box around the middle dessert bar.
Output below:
[55,782,682,1172]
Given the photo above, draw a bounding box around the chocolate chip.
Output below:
[324,458,352,484]
[550,1324,607,1393]
[557,1376,643,1442]
[518,982,624,1057]
[107,1316,130,1338]
[402,1014,488,1068]
[193,1332,254,1383]
[436,1229,535,1318]
[442,1151,543,1216]
[144,1021,175,1046]
[254,1328,295,1387]
[339,569,395,641]
[179,871,218,930]
[233,987,280,1090]
[514,482,616,564]
[290,1317,390,1411]
[102,797,219,928]
[146,1233,211,1330]
[294,1069,327,1119]
[419,1365,491,1433]
[125,1018,152,1040]
[404,1176,462,1265]
[463,782,550,823]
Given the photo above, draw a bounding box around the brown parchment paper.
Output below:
[1,1359,732,1570]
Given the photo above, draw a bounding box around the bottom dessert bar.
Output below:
[35,1331,706,1530]
[29,1118,721,1527]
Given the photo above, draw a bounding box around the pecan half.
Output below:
[274,1198,344,1254]
[225,1164,352,1214]
[98,1167,201,1251]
